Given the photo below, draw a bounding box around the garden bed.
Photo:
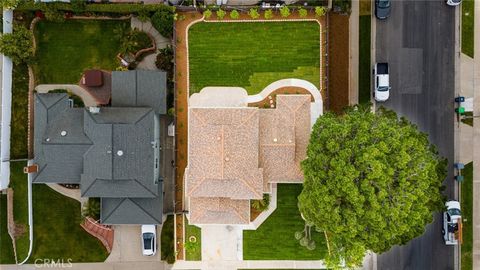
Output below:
[328,13,350,112]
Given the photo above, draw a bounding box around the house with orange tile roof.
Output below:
[185,94,311,225]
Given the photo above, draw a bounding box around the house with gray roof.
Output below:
[32,71,167,225]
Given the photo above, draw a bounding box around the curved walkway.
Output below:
[35,84,99,107]
[131,17,171,70]
[45,183,84,203]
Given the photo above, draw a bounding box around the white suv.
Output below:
[141,225,157,256]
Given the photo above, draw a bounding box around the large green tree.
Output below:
[0,25,34,64]
[298,106,447,268]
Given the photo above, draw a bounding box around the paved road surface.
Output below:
[375,0,456,269]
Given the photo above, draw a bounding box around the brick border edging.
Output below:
[189,17,325,100]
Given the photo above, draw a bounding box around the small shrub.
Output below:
[203,9,212,19]
[151,9,175,38]
[251,194,270,211]
[155,45,174,79]
[0,0,20,9]
[0,25,34,64]
[280,6,290,18]
[216,8,226,20]
[137,7,150,22]
[264,9,273,19]
[315,6,326,17]
[82,198,100,220]
[70,0,86,13]
[248,8,260,19]
[298,7,308,17]
[230,9,239,19]
[44,4,65,22]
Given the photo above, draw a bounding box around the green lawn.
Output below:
[9,161,29,262]
[0,195,16,264]
[188,22,320,95]
[161,215,175,264]
[461,162,473,270]
[28,184,108,262]
[243,184,327,260]
[11,64,29,159]
[185,220,201,261]
[34,20,128,84]
[462,0,474,58]
[359,15,371,104]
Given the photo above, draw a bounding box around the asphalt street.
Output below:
[375,0,456,269]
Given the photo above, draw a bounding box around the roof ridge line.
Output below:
[101,198,127,222]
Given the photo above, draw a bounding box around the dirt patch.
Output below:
[174,11,203,261]
[328,13,350,113]
[12,223,27,239]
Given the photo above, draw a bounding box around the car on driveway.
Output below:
[446,0,461,6]
[374,62,391,102]
[375,0,391,19]
[141,225,157,256]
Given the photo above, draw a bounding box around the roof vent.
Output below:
[117,150,124,156]
[273,138,278,142]
[45,138,50,142]
[225,157,230,162]
[60,131,67,137]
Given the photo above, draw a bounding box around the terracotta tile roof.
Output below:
[186,95,311,224]
[189,197,250,224]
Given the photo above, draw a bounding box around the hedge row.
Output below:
[16,0,175,14]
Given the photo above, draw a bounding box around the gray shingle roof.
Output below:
[101,183,163,225]
[32,72,165,225]
[80,108,159,198]
[111,70,167,115]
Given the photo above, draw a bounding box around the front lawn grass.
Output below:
[161,215,175,264]
[28,184,108,262]
[0,195,15,264]
[188,22,320,95]
[461,162,473,270]
[34,20,128,84]
[9,161,29,262]
[243,184,327,260]
[11,64,29,159]
[359,15,371,104]
[462,0,474,58]
[185,220,201,261]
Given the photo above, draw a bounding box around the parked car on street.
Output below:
[141,225,157,256]
[442,201,462,245]
[375,0,391,19]
[374,62,391,102]
[446,0,462,6]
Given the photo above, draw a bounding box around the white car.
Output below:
[141,225,157,256]
[446,0,461,6]
[442,201,461,245]
[374,62,391,102]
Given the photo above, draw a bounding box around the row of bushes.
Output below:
[14,0,175,15]
[204,6,327,20]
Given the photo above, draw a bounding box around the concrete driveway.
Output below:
[201,225,243,261]
[106,225,161,262]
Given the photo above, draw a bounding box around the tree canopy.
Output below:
[298,106,447,268]
[0,25,34,64]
